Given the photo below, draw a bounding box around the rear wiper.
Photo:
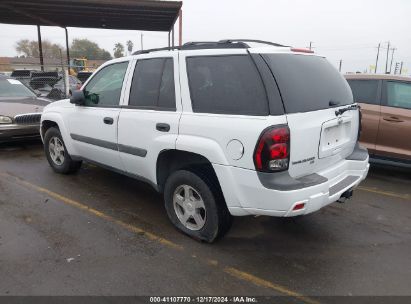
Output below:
[335,104,359,116]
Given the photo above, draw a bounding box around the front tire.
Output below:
[164,169,232,243]
[44,127,82,174]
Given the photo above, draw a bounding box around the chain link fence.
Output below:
[0,53,95,101]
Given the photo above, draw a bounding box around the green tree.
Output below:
[15,39,63,59]
[113,42,125,58]
[126,40,134,55]
[70,39,112,60]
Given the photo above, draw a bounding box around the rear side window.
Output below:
[346,80,379,105]
[385,81,411,110]
[129,58,176,110]
[262,54,353,113]
[186,55,269,116]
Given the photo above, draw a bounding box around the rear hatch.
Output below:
[262,53,359,178]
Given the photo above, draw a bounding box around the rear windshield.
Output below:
[262,54,353,113]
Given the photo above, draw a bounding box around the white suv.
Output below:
[41,40,369,242]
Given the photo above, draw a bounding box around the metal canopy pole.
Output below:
[37,25,44,71]
[171,26,175,48]
[65,27,70,68]
[178,9,182,46]
[168,30,171,48]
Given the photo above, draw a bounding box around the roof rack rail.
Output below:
[131,39,288,56]
[218,39,289,47]
[182,40,249,50]
[132,46,181,55]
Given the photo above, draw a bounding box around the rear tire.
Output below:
[44,127,82,174]
[164,169,232,243]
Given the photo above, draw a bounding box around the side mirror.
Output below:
[70,90,86,105]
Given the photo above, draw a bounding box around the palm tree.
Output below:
[113,42,125,58]
[126,40,134,55]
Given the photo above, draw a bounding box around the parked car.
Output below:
[47,75,82,100]
[76,71,93,84]
[345,74,411,167]
[41,40,369,242]
[55,75,82,95]
[10,69,38,86]
[29,71,60,92]
[0,75,50,142]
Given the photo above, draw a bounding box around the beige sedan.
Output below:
[0,75,51,142]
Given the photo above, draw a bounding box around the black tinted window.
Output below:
[262,54,353,113]
[186,55,269,115]
[84,62,128,107]
[158,59,176,109]
[129,58,176,110]
[347,80,379,105]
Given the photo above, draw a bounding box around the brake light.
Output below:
[291,48,314,54]
[254,126,290,172]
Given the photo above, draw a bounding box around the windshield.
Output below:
[262,54,353,113]
[0,78,36,98]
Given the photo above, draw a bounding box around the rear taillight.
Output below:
[254,125,290,172]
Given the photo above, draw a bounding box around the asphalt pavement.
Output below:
[0,140,410,300]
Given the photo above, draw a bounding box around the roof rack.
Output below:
[132,39,288,55]
[218,39,289,48]
[133,46,181,55]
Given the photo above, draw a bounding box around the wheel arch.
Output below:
[40,113,76,155]
[156,150,221,194]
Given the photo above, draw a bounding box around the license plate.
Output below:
[319,118,351,158]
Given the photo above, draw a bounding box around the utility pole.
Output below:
[375,43,380,73]
[400,62,403,75]
[338,59,342,72]
[37,25,44,71]
[309,41,313,51]
[140,33,144,50]
[389,47,396,74]
[385,41,390,74]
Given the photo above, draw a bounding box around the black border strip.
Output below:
[70,134,147,158]
[118,144,147,157]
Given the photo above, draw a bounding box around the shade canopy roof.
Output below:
[0,0,182,31]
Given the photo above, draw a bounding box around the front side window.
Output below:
[83,61,129,107]
[347,80,379,105]
[186,55,269,116]
[385,81,411,110]
[129,58,176,110]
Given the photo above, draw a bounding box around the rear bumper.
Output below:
[0,124,41,142]
[214,146,369,217]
